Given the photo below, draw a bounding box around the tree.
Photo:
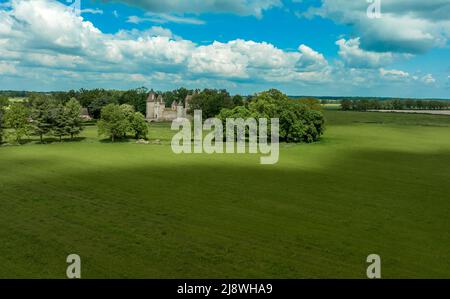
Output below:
[391,99,404,110]
[163,87,192,107]
[217,105,254,139]
[174,88,190,105]
[97,104,129,142]
[189,89,233,118]
[353,99,370,111]
[232,95,244,107]
[405,99,415,109]
[30,94,54,143]
[341,99,352,111]
[77,88,117,109]
[0,96,9,143]
[51,104,67,141]
[120,104,135,138]
[4,103,30,144]
[120,104,135,118]
[0,96,8,109]
[53,90,77,105]
[130,112,148,139]
[119,87,147,115]
[64,98,84,140]
[161,90,177,108]
[416,100,424,110]
[218,89,325,143]
[88,97,117,119]
[298,98,322,110]
[369,100,382,110]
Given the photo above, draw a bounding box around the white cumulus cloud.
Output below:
[306,0,450,54]
[106,0,281,18]
[421,74,436,85]
[0,0,329,88]
[336,38,393,68]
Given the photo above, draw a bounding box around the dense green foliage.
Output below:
[50,104,68,141]
[162,87,195,107]
[0,111,449,278]
[219,89,325,143]
[130,112,149,139]
[341,98,450,111]
[88,97,118,120]
[98,104,130,142]
[63,98,84,139]
[189,89,234,118]
[48,87,196,118]
[0,96,9,143]
[3,103,31,144]
[30,94,54,143]
[0,90,28,98]
[1,97,84,144]
[98,104,148,142]
[117,87,149,115]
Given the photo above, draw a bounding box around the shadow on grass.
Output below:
[0,148,449,278]
[5,136,88,145]
[41,137,87,143]
[98,137,136,144]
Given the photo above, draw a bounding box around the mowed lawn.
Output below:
[0,111,449,278]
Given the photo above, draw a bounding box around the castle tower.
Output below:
[171,100,178,111]
[156,95,165,121]
[146,92,156,120]
[184,95,192,109]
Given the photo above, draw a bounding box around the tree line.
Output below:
[217,90,325,143]
[2,87,245,121]
[187,89,325,143]
[1,87,326,145]
[0,95,84,144]
[341,99,450,111]
[50,87,198,119]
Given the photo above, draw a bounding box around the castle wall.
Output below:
[146,94,192,122]
[161,110,177,121]
[146,102,154,119]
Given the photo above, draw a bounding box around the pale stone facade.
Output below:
[146,92,192,122]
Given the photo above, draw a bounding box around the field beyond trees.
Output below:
[0,110,449,278]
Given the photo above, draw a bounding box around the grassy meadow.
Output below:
[0,110,449,278]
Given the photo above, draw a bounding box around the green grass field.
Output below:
[0,110,449,278]
[322,103,341,110]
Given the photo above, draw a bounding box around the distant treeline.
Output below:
[4,89,448,114]
[0,90,29,98]
[294,96,450,102]
[0,87,199,119]
[340,99,450,111]
[1,88,326,145]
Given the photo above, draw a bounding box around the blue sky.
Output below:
[0,0,449,98]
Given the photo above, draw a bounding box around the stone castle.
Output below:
[146,92,193,122]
